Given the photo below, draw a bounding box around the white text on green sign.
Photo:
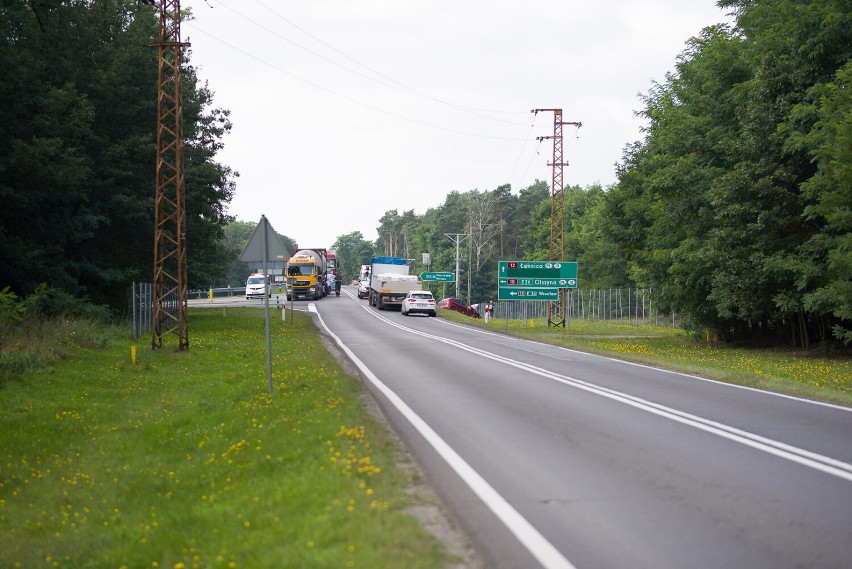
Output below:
[499,260,578,279]
[420,271,455,282]
[499,277,577,289]
[497,288,560,301]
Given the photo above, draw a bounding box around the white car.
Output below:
[401,291,436,317]
[245,273,270,299]
[357,279,370,299]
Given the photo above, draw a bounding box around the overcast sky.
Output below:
[184,0,734,248]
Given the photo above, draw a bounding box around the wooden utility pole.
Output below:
[151,0,190,350]
[532,109,581,328]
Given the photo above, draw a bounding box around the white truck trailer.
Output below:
[368,256,421,310]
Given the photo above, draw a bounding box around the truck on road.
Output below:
[327,250,337,282]
[368,256,421,310]
[285,248,328,300]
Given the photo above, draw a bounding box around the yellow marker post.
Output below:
[131,345,137,365]
[208,288,214,302]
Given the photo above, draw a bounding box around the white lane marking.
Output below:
[313,310,578,569]
[436,319,852,412]
[358,307,852,482]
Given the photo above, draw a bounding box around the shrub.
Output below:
[0,285,117,386]
[0,287,26,324]
[23,283,112,322]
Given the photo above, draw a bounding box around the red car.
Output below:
[438,297,480,318]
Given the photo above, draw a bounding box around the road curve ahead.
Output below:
[313,288,852,569]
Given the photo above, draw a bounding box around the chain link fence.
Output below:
[128,282,184,341]
[493,288,676,326]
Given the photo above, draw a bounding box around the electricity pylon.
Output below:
[150,0,190,350]
[532,109,581,328]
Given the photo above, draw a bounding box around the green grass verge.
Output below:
[438,309,851,407]
[1,309,453,569]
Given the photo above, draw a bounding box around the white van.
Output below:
[245,273,270,299]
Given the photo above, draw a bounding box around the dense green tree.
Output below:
[372,181,551,304]
[605,0,851,346]
[0,0,237,308]
[787,62,852,344]
[332,231,374,283]
[502,180,549,259]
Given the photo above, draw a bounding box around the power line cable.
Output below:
[191,1,553,191]
[187,25,537,142]
[248,0,531,125]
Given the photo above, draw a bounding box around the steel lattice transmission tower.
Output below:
[533,109,581,328]
[151,0,190,350]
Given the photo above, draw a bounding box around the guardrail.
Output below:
[187,286,288,299]
[188,287,245,299]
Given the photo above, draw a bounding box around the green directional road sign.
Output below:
[498,277,577,289]
[498,260,578,280]
[498,260,578,300]
[420,271,455,282]
[498,288,560,301]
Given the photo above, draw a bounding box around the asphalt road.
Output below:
[197,289,852,568]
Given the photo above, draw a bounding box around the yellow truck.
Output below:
[285,248,328,300]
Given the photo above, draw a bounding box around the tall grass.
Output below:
[0,318,119,386]
[0,285,116,386]
[0,309,453,569]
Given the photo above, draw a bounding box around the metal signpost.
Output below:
[239,216,290,393]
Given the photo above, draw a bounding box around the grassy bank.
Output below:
[4,306,848,569]
[0,309,454,569]
[440,311,851,407]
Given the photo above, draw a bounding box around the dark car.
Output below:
[438,297,480,318]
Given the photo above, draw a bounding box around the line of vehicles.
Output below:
[247,251,479,318]
[284,248,337,300]
[245,248,338,301]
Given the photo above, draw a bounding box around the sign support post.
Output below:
[239,215,290,393]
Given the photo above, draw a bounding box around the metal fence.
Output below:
[128,282,183,341]
[494,288,675,326]
[128,285,279,339]
[128,282,153,340]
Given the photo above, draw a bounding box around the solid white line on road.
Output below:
[313,310,579,569]
[437,318,852,413]
[365,308,852,483]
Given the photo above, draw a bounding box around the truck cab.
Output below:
[285,256,321,300]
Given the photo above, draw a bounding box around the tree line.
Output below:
[1,1,848,348]
[355,0,850,348]
[0,0,235,308]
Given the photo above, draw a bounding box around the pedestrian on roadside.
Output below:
[485,300,494,322]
